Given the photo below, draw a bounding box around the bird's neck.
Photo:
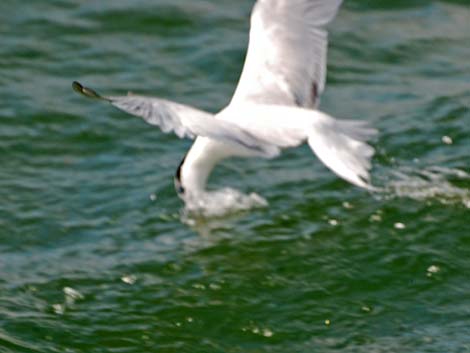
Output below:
[178,138,226,196]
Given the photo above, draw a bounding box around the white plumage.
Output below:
[74,0,377,201]
[231,0,343,108]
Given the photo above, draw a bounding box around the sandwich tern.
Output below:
[73,0,377,208]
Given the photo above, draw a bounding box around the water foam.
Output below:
[182,187,268,218]
[382,166,470,208]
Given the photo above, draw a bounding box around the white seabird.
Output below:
[73,0,377,204]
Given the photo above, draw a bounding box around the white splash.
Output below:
[52,287,84,315]
[182,187,268,218]
[384,166,470,207]
[121,275,137,285]
[64,287,84,305]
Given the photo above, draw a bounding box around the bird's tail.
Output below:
[307,113,377,189]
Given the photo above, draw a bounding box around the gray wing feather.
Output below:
[72,81,279,156]
[108,95,279,157]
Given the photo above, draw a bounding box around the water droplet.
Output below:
[63,287,84,305]
[185,218,197,227]
[192,283,206,290]
[64,287,83,299]
[52,304,65,315]
[121,275,137,285]
[324,319,331,326]
[149,193,157,201]
[262,328,273,337]
[209,283,221,291]
[328,219,339,226]
[370,214,382,222]
[427,265,440,277]
[442,136,453,145]
[342,202,353,209]
[394,222,406,230]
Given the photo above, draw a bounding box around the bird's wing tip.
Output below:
[72,81,110,101]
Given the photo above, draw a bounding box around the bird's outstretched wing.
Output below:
[72,81,279,157]
[231,0,343,109]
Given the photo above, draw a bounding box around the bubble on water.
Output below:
[328,219,339,226]
[121,275,137,285]
[369,213,382,222]
[52,303,65,315]
[361,306,372,313]
[423,336,433,344]
[394,222,406,230]
[192,283,206,290]
[149,193,157,201]
[342,201,353,209]
[64,287,84,305]
[209,283,222,291]
[262,328,274,338]
[64,287,83,299]
[324,319,331,326]
[427,265,440,277]
[242,323,273,338]
[52,287,84,314]
[441,136,453,145]
[183,218,197,227]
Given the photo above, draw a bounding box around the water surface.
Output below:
[1,1,469,352]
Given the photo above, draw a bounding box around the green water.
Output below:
[1,1,470,352]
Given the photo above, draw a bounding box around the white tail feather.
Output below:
[307,114,377,189]
[220,105,377,189]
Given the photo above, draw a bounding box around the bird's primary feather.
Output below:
[231,0,343,109]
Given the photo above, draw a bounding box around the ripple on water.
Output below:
[0,331,40,353]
